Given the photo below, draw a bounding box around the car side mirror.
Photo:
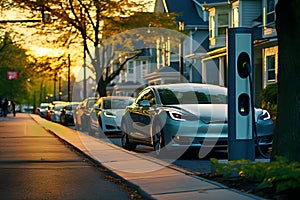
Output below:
[138,100,151,107]
[93,105,99,110]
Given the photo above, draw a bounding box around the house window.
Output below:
[209,15,215,39]
[266,0,275,24]
[217,13,229,36]
[128,61,134,74]
[266,55,276,82]
[232,7,239,28]
[142,61,148,76]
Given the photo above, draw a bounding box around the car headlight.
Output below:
[104,111,116,118]
[258,110,271,120]
[169,110,186,121]
[168,110,198,121]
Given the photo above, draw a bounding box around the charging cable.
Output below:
[246,64,270,158]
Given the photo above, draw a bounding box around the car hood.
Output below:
[106,109,125,118]
[168,104,227,124]
[168,104,264,123]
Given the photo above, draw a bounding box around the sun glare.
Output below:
[30,47,64,57]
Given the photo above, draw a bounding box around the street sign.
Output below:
[6,71,18,80]
[227,28,255,161]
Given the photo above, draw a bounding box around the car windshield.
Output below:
[66,104,79,110]
[103,99,133,109]
[54,105,65,111]
[87,99,97,108]
[40,105,48,109]
[158,86,227,105]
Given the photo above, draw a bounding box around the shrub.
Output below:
[261,83,278,121]
[210,156,300,194]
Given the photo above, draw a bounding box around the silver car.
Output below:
[121,83,274,156]
[89,96,135,135]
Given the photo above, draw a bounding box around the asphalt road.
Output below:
[0,114,140,200]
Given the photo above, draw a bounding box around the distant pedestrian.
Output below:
[11,100,16,117]
[0,100,2,117]
[2,98,8,117]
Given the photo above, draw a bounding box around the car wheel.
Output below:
[81,116,88,131]
[97,117,105,137]
[60,114,66,125]
[121,123,136,151]
[152,120,165,156]
[88,118,95,136]
[75,117,82,131]
[256,144,272,159]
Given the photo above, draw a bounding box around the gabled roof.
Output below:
[204,0,228,3]
[202,0,229,9]
[164,0,206,26]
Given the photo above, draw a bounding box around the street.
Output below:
[0,114,141,200]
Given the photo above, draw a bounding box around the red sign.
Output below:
[6,71,18,80]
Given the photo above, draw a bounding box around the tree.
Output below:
[0,32,34,104]
[273,0,300,162]
[8,0,178,97]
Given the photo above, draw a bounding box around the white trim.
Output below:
[262,46,278,88]
[162,0,169,13]
[219,57,225,86]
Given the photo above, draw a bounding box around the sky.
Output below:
[0,8,84,77]
[0,1,156,78]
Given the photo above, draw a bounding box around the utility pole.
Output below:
[68,54,71,102]
[178,20,185,82]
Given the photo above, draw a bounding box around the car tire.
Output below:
[121,123,136,151]
[88,118,95,136]
[60,114,66,126]
[81,116,88,131]
[97,117,105,138]
[75,117,82,131]
[256,145,272,159]
[152,120,166,156]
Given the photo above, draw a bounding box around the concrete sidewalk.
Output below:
[0,113,136,200]
[30,114,264,200]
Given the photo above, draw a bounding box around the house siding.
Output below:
[254,46,263,106]
[241,0,261,27]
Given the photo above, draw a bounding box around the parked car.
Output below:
[121,83,274,156]
[74,97,97,131]
[45,104,55,120]
[51,103,67,123]
[89,96,135,135]
[38,103,49,118]
[60,102,80,126]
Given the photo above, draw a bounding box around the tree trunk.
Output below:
[97,77,108,97]
[272,0,300,162]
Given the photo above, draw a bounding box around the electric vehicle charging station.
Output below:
[227,28,255,161]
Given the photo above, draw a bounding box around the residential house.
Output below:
[154,0,209,83]
[111,48,155,97]
[200,0,278,105]
[111,0,209,96]
[111,0,279,104]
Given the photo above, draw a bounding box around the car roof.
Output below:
[102,96,134,99]
[148,83,227,91]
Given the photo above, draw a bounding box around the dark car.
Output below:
[51,104,67,123]
[45,104,55,121]
[121,83,274,156]
[60,102,80,126]
[38,103,50,118]
[89,96,134,135]
[74,97,97,131]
